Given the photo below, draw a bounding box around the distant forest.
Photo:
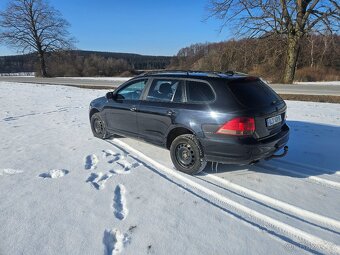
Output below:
[1,34,339,81]
[0,50,172,76]
[169,34,340,82]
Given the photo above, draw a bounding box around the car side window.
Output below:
[116,79,147,100]
[186,81,215,103]
[146,79,183,102]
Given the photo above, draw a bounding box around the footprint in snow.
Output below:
[86,172,112,190]
[3,116,19,122]
[104,150,123,164]
[39,169,69,178]
[84,154,99,170]
[110,161,140,175]
[107,156,121,164]
[102,149,119,158]
[113,185,128,220]
[0,169,23,176]
[103,229,130,255]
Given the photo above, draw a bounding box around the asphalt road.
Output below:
[0,76,339,96]
[0,77,123,89]
[269,83,340,96]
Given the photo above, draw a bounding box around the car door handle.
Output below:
[166,110,175,116]
[130,106,137,112]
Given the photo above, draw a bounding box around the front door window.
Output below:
[116,79,147,100]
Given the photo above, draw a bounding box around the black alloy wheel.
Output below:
[91,113,109,139]
[170,134,207,175]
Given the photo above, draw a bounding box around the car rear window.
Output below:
[227,79,282,107]
[186,81,215,103]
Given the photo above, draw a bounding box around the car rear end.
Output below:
[201,77,289,164]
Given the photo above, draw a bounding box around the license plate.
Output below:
[266,115,282,127]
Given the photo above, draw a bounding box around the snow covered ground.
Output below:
[60,77,132,82]
[294,81,340,86]
[0,82,340,255]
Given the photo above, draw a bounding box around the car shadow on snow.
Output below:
[206,120,340,178]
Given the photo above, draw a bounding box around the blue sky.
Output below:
[0,0,229,56]
[0,0,228,55]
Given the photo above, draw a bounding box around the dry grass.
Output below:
[295,67,340,82]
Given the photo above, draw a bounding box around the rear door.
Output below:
[227,78,286,139]
[104,79,148,137]
[137,78,184,145]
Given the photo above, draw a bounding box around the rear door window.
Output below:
[146,79,183,102]
[186,81,215,103]
[227,79,282,107]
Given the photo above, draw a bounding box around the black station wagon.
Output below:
[89,71,289,174]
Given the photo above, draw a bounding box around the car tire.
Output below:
[90,113,110,139]
[170,134,207,175]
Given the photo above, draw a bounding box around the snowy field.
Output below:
[294,81,340,86]
[60,77,132,82]
[0,82,340,255]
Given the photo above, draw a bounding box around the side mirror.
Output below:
[106,92,115,100]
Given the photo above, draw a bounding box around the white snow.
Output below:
[0,72,35,77]
[0,81,340,255]
[0,168,23,176]
[60,77,132,82]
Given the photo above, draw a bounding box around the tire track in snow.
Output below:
[201,172,340,230]
[112,139,340,255]
[274,159,340,176]
[257,163,340,190]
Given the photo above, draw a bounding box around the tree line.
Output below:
[169,34,339,82]
[0,50,172,76]
[208,0,339,83]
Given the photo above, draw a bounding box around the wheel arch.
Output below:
[166,126,196,149]
[89,108,100,119]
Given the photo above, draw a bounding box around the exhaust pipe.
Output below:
[265,146,288,160]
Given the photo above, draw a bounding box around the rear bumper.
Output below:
[201,124,290,164]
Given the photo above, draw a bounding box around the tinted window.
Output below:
[146,79,183,102]
[172,82,184,103]
[186,81,215,103]
[117,79,147,100]
[227,79,282,107]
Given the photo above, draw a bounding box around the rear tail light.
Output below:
[216,117,255,136]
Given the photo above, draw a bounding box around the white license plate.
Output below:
[266,115,282,127]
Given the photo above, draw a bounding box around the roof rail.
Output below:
[138,70,191,76]
[137,70,248,78]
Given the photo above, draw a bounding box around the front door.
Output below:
[104,79,147,137]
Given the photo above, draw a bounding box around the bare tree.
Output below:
[0,0,75,77]
[208,0,340,83]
